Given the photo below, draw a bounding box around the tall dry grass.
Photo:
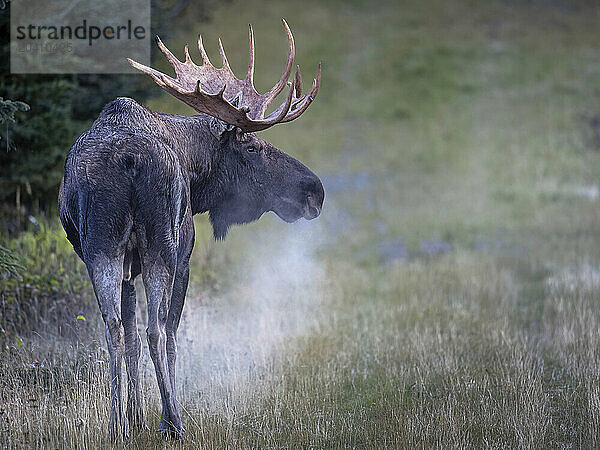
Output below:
[3,0,600,447]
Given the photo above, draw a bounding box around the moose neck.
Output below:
[156,112,230,216]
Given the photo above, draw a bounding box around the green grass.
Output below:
[3,0,600,447]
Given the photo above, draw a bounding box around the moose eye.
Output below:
[246,146,258,153]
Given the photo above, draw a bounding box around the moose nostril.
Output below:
[305,194,321,219]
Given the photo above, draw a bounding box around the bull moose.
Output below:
[58,20,324,440]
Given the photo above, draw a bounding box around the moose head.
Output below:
[128,19,324,238]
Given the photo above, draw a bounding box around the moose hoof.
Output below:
[108,415,130,443]
[127,410,148,433]
[109,426,129,443]
[158,427,184,440]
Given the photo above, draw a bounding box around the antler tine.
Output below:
[294,64,302,98]
[218,38,232,72]
[281,62,321,123]
[197,34,212,66]
[265,18,295,104]
[262,69,297,123]
[184,44,192,64]
[127,57,167,87]
[246,24,255,83]
[155,36,183,71]
[217,84,226,99]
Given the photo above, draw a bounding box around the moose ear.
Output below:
[230,92,242,108]
[208,116,235,139]
[209,92,244,139]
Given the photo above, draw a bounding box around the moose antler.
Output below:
[128,19,321,133]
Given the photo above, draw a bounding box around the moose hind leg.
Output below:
[121,279,145,431]
[143,255,183,439]
[88,254,129,441]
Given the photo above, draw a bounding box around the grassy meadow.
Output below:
[3,0,600,447]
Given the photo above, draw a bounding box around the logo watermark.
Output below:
[11,0,150,74]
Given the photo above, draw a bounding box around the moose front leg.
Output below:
[143,256,184,439]
[166,264,189,403]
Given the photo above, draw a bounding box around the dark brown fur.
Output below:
[58,97,324,439]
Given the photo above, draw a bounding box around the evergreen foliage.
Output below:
[0,243,23,279]
[0,0,220,213]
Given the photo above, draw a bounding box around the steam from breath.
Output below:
[160,219,326,416]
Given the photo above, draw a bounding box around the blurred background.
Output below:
[2,0,600,447]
